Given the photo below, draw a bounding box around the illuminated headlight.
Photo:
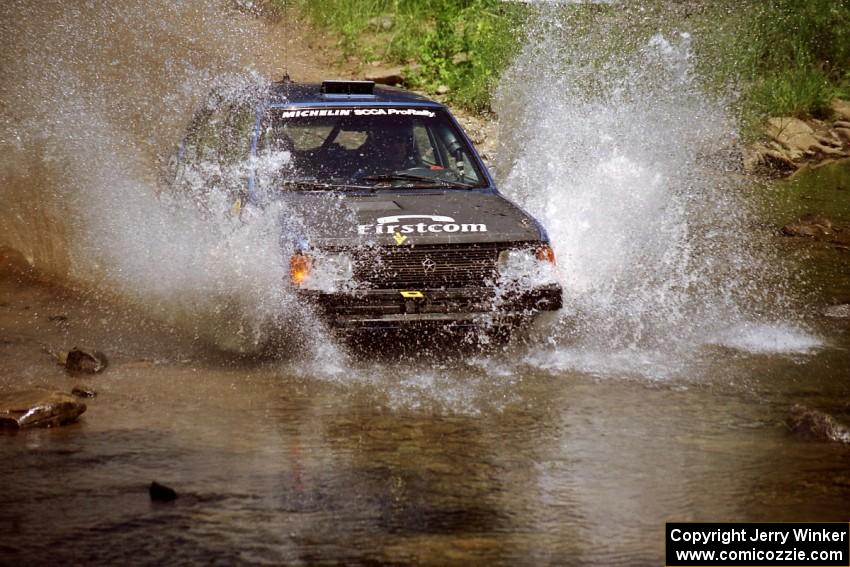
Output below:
[497,245,557,286]
[290,251,353,292]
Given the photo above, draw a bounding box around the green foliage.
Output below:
[749,0,850,76]
[288,0,850,125]
[693,0,850,136]
[748,68,838,120]
[292,0,384,58]
[288,0,527,112]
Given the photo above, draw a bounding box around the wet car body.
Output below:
[176,79,562,331]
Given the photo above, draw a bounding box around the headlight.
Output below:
[289,251,353,292]
[497,245,557,286]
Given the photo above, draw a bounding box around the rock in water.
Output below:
[782,213,835,238]
[149,481,178,502]
[0,389,86,429]
[71,386,97,398]
[781,214,850,247]
[787,404,850,443]
[64,347,107,374]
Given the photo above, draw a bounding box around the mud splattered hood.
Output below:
[277,190,545,248]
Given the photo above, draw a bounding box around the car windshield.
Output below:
[257,107,487,190]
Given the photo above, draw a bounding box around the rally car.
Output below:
[172,79,562,331]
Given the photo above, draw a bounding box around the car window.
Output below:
[274,123,332,151]
[457,147,480,184]
[185,104,254,166]
[257,107,487,190]
[335,129,368,150]
[173,97,255,205]
[412,124,437,166]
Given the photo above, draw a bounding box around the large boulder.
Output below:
[748,107,850,175]
[0,389,86,429]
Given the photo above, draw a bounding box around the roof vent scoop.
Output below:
[321,80,375,96]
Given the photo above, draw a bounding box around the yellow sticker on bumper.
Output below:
[400,291,424,299]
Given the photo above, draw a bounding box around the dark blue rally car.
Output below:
[172,79,562,330]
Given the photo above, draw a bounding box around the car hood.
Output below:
[277,190,543,248]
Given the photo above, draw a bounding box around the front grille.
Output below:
[354,244,501,288]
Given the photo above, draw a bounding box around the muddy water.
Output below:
[2,254,850,566]
[2,1,850,564]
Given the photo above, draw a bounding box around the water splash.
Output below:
[0,1,334,356]
[0,1,823,383]
[494,9,820,374]
[709,322,823,355]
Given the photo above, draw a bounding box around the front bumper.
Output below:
[299,284,563,329]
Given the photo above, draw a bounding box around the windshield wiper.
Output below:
[279,179,374,191]
[363,173,473,188]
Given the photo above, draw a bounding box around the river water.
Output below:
[1,2,849,565]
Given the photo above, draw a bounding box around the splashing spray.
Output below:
[494,8,816,374]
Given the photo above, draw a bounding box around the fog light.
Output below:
[310,252,354,291]
[498,245,558,286]
[498,248,535,273]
